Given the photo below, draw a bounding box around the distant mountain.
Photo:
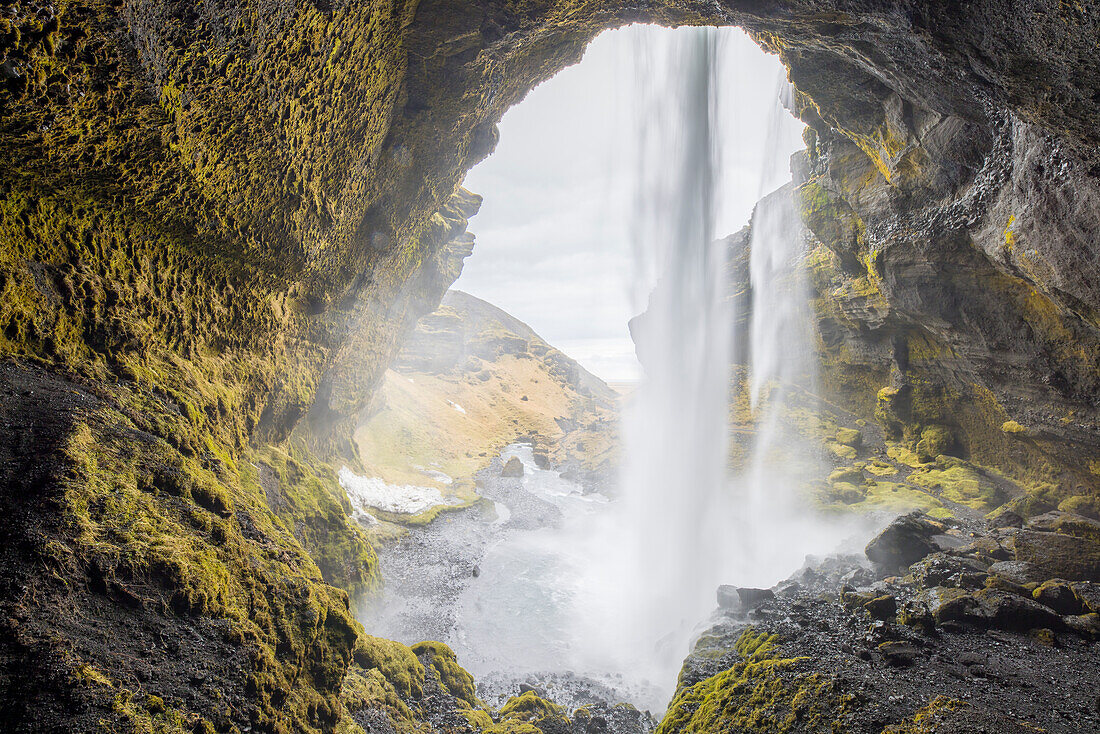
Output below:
[354,290,620,498]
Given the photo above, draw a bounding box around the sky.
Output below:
[454,25,805,383]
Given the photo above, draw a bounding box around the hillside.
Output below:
[352,290,620,510]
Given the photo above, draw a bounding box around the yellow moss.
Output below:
[909,461,1004,511]
[658,629,852,734]
[882,695,968,732]
[835,427,862,447]
[866,460,899,477]
[353,636,425,700]
[887,442,928,469]
[410,641,482,709]
[826,441,859,460]
[1003,215,1017,250]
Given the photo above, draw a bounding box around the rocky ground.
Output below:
[662,507,1100,733]
[357,449,656,734]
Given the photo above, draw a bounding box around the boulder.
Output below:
[1026,511,1100,543]
[501,456,525,478]
[864,595,898,621]
[1013,530,1100,582]
[877,641,920,667]
[915,425,954,463]
[835,427,863,447]
[1069,582,1100,614]
[971,589,1065,631]
[865,511,944,570]
[736,587,775,609]
[716,585,739,610]
[716,585,775,611]
[987,561,1041,585]
[909,553,988,589]
[1031,580,1084,615]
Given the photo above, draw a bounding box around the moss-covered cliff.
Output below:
[4,0,1100,731]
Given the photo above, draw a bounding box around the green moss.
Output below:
[825,441,859,460]
[887,442,928,469]
[250,444,379,598]
[1059,495,1100,520]
[410,641,481,708]
[352,636,425,700]
[908,459,1005,511]
[866,460,899,477]
[658,629,853,733]
[915,425,955,462]
[834,427,862,447]
[498,691,570,731]
[339,666,420,734]
[882,696,968,732]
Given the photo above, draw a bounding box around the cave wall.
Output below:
[2,0,1100,731]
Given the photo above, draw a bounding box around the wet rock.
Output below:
[909,553,988,589]
[501,456,525,478]
[1031,580,1084,615]
[877,641,920,667]
[864,595,898,621]
[988,560,1041,585]
[1013,530,1100,582]
[959,536,1013,562]
[1063,613,1100,639]
[716,585,740,610]
[971,589,1065,631]
[737,587,775,609]
[1027,511,1100,543]
[865,511,944,571]
[986,506,1026,529]
[1071,582,1100,613]
[841,589,875,611]
[919,587,976,625]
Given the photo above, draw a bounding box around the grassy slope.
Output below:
[353,291,619,499]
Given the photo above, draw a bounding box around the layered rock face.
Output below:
[3,0,1100,732]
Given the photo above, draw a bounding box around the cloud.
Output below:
[454,24,804,383]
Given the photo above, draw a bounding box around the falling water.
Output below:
[597,25,731,680]
[573,28,847,706]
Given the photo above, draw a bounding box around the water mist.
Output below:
[573,30,851,707]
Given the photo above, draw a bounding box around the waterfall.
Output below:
[573,27,845,708]
[617,23,730,675]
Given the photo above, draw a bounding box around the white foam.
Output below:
[448,400,467,414]
[339,467,452,515]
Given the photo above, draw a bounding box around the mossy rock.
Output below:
[909,460,1004,511]
[915,425,955,463]
[657,629,853,733]
[835,427,863,447]
[498,691,570,731]
[998,492,1058,520]
[828,467,866,486]
[1059,495,1100,520]
[411,641,481,708]
[353,636,425,700]
[825,441,859,460]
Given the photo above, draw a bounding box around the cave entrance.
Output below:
[348,24,822,713]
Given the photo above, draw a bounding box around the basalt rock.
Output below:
[669,510,1100,733]
[865,510,945,571]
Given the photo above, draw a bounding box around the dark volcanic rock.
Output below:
[865,511,945,571]
[1013,530,1100,582]
[501,456,526,478]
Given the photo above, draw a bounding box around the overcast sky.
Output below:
[454,25,804,382]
